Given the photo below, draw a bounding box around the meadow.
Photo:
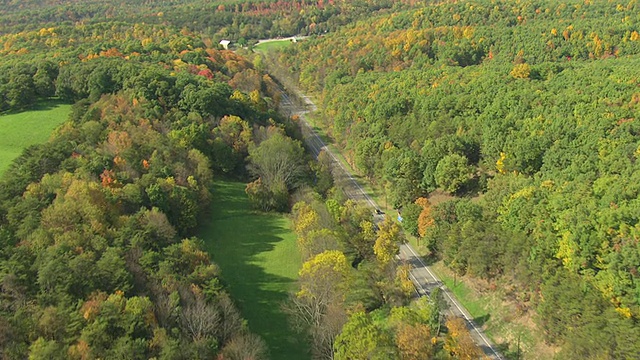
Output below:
[200,180,309,359]
[253,39,294,52]
[0,100,70,175]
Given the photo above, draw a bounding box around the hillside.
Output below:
[0,8,297,359]
[270,0,640,358]
[3,0,640,359]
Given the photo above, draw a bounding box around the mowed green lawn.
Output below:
[0,100,71,176]
[200,181,309,359]
[253,39,294,52]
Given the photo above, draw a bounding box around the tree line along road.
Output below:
[277,83,504,360]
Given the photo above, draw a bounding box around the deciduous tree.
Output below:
[288,250,351,358]
[334,311,395,360]
[395,323,433,360]
[415,197,434,239]
[434,154,473,194]
[373,217,404,266]
[247,131,307,210]
[444,317,483,360]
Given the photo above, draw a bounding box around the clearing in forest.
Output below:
[200,180,309,359]
[0,99,71,176]
[253,39,294,52]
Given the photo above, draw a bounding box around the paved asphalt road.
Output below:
[278,87,503,360]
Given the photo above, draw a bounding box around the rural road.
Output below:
[255,36,307,46]
[277,85,504,360]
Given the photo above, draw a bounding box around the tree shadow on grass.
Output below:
[495,342,515,359]
[473,314,491,327]
[31,98,68,111]
[2,98,67,115]
[199,181,309,359]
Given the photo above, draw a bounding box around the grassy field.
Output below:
[0,99,71,176]
[253,39,294,52]
[200,181,309,359]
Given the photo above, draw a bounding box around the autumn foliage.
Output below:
[415,197,434,239]
[395,323,433,360]
[444,317,485,360]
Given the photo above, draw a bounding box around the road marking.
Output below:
[281,85,502,360]
[403,244,502,359]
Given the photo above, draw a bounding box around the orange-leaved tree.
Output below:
[395,323,433,360]
[415,197,434,240]
[444,317,485,360]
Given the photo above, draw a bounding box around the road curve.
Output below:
[277,85,503,360]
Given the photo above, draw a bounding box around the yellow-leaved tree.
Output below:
[510,63,531,79]
[444,317,485,360]
[373,217,404,266]
[289,250,351,358]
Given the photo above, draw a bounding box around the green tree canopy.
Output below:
[434,154,473,194]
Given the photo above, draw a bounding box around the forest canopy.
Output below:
[0,8,299,358]
[2,0,640,358]
[270,0,640,357]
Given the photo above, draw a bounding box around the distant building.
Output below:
[219,40,231,50]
